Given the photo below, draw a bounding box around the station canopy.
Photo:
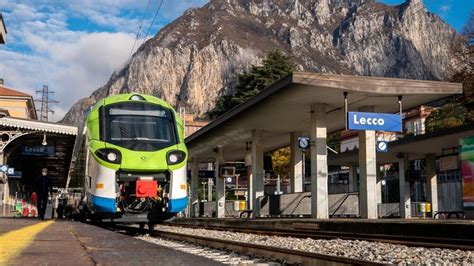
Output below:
[0,116,78,188]
[186,72,463,162]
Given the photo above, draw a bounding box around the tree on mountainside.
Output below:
[208,50,296,119]
[464,10,474,45]
[425,102,467,133]
[425,11,474,131]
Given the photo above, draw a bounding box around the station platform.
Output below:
[170,217,474,247]
[0,218,220,265]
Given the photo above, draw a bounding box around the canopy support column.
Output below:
[290,132,303,193]
[251,130,264,217]
[426,153,438,218]
[0,152,6,206]
[215,146,225,218]
[310,103,328,219]
[190,159,199,217]
[399,154,411,218]
[359,130,377,219]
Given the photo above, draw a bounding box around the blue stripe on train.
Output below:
[91,194,116,213]
[169,197,188,212]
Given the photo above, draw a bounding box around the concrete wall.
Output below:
[194,201,243,217]
[194,181,464,218]
[193,192,360,217]
[258,192,359,217]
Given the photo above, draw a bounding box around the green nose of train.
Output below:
[84,93,188,222]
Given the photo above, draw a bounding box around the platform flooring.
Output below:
[0,218,221,265]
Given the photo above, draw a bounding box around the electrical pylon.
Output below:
[35,85,59,121]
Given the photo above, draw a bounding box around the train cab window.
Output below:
[100,102,177,151]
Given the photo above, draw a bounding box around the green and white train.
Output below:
[81,93,188,224]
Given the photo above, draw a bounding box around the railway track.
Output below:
[107,224,383,265]
[165,222,474,251]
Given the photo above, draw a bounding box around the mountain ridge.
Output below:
[61,0,463,124]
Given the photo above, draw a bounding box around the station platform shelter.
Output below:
[185,72,464,219]
[0,116,78,210]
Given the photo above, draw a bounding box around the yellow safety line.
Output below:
[0,220,54,264]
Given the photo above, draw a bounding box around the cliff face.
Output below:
[62,0,462,124]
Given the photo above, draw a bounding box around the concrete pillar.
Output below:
[359,130,377,219]
[425,153,438,217]
[290,132,303,193]
[190,159,199,217]
[399,154,411,218]
[215,146,225,218]
[348,163,358,192]
[246,164,252,210]
[251,130,264,217]
[310,103,328,219]
[0,152,7,205]
[376,164,383,205]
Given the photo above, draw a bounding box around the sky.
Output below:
[0,0,472,121]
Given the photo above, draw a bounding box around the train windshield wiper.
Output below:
[133,137,169,142]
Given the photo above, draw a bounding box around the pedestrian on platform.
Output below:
[34,167,52,220]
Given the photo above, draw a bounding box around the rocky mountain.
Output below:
[62,0,463,124]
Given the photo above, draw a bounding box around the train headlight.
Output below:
[95,149,121,164]
[166,150,186,165]
[107,152,118,162]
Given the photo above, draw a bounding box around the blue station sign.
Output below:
[347,112,402,132]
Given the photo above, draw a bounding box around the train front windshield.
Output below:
[100,102,177,151]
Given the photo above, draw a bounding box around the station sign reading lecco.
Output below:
[347,111,402,132]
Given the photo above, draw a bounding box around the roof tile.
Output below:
[0,85,32,97]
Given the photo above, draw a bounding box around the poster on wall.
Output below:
[460,136,474,208]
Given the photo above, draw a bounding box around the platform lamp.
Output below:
[42,132,47,146]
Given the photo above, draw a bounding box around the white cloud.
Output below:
[439,5,451,13]
[0,0,209,121]
[437,4,452,20]
[0,32,135,120]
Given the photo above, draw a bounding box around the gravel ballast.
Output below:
[152,225,473,265]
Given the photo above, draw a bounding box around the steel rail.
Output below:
[106,224,385,265]
[149,228,385,265]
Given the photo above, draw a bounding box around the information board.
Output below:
[347,112,402,132]
[460,136,474,208]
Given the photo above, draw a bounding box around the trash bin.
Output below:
[233,201,240,211]
[239,200,246,210]
[425,202,431,213]
[417,202,427,219]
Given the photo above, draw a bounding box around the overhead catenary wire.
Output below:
[126,0,152,64]
[126,0,165,94]
[139,0,164,49]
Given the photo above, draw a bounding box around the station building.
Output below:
[0,83,37,119]
[182,113,208,138]
[186,72,469,219]
[0,86,77,208]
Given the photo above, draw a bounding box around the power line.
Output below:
[127,0,152,63]
[123,0,165,94]
[139,0,164,48]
